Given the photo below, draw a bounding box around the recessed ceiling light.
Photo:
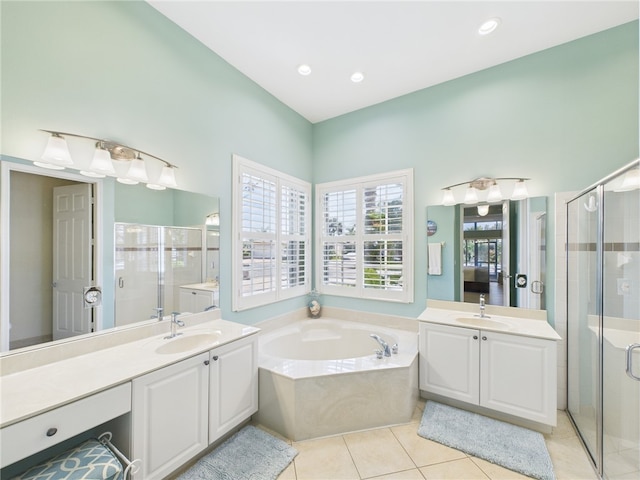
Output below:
[297,64,312,76]
[478,17,501,36]
[350,71,364,83]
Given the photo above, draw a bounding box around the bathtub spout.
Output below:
[370,334,391,357]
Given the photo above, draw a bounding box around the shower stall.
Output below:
[567,159,640,479]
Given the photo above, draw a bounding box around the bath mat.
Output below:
[176,425,297,480]
[418,401,555,480]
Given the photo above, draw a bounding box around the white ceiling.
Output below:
[147,1,639,124]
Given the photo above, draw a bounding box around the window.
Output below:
[232,155,311,311]
[316,169,413,303]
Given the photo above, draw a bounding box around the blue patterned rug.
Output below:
[177,426,297,480]
[418,401,555,480]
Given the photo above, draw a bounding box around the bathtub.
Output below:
[256,318,419,441]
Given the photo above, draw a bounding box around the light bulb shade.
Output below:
[463,186,479,204]
[89,146,115,175]
[477,204,490,216]
[157,165,178,188]
[616,167,639,191]
[486,183,503,203]
[442,189,456,206]
[40,134,73,167]
[126,157,148,183]
[511,180,529,200]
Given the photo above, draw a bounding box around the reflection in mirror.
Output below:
[426,197,547,310]
[1,160,219,353]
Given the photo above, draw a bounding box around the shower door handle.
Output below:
[625,343,640,381]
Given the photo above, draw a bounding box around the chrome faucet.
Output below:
[151,307,163,320]
[478,294,489,318]
[370,334,391,357]
[165,312,185,339]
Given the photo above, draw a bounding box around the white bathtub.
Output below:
[256,318,419,441]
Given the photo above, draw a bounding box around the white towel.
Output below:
[428,243,442,276]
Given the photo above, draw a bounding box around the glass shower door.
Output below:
[567,187,601,468]
[602,168,640,480]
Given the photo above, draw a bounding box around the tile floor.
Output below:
[264,400,598,480]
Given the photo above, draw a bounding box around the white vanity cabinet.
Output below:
[179,285,218,313]
[131,333,259,479]
[419,321,557,426]
[208,334,258,443]
[0,383,132,469]
[132,352,210,480]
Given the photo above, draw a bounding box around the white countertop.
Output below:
[180,282,219,291]
[0,319,259,428]
[418,307,561,341]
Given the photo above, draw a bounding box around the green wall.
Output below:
[313,21,639,321]
[1,0,313,324]
[1,1,638,326]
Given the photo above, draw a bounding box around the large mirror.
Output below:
[426,197,547,309]
[1,160,219,352]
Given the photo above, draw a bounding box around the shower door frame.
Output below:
[566,159,640,479]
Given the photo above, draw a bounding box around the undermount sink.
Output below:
[455,317,511,330]
[155,332,221,354]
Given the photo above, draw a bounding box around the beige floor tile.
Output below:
[545,411,578,441]
[292,435,360,480]
[344,428,416,479]
[367,468,426,479]
[419,458,490,480]
[391,423,466,467]
[277,460,297,480]
[468,457,532,480]
[545,435,598,480]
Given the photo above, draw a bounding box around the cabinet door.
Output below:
[132,353,209,480]
[179,288,214,313]
[419,322,480,404]
[209,335,258,443]
[480,331,557,426]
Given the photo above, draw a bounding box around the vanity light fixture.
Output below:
[478,17,501,36]
[205,212,220,226]
[37,130,179,190]
[35,132,73,170]
[477,204,490,216]
[441,177,531,212]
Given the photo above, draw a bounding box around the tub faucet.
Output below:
[370,334,391,357]
[165,312,185,339]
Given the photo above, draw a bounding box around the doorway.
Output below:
[0,162,101,351]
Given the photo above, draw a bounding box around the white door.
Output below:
[419,322,479,404]
[53,184,93,340]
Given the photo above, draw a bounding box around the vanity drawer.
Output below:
[0,382,131,468]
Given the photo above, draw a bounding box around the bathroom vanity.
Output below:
[418,301,561,428]
[0,311,259,479]
[179,282,220,313]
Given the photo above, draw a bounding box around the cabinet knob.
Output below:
[46,427,58,437]
[482,336,487,341]
[473,335,478,340]
[212,356,219,361]
[204,360,210,366]
[192,291,196,295]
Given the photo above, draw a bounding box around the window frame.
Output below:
[315,168,414,303]
[232,154,311,311]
